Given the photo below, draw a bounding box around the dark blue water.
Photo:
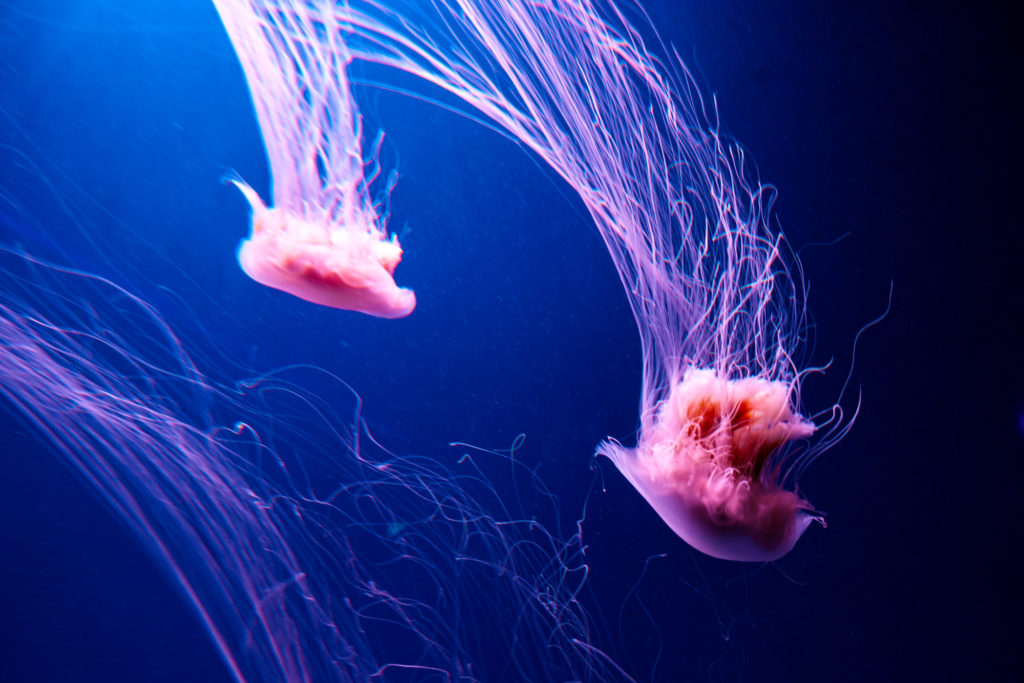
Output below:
[0,1,1018,681]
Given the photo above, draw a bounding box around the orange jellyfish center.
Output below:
[682,393,797,481]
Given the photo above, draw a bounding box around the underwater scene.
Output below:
[0,1,1018,681]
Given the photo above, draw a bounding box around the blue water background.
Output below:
[0,1,1019,681]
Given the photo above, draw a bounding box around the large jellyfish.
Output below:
[212,0,415,318]
[0,246,626,682]
[327,0,850,560]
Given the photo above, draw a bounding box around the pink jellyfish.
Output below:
[212,0,415,318]
[332,0,849,560]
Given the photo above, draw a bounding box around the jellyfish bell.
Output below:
[600,368,821,562]
[231,179,416,319]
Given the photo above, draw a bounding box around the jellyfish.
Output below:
[212,0,415,318]
[328,0,850,560]
[0,246,627,681]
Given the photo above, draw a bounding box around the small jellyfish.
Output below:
[229,180,413,318]
[213,0,415,318]
[332,0,846,559]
